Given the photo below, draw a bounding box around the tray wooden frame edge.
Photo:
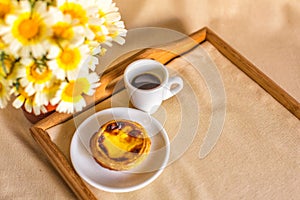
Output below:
[29,27,300,200]
[205,29,300,119]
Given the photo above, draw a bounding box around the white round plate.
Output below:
[70,107,170,193]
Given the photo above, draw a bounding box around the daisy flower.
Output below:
[51,14,85,47]
[0,53,20,85]
[89,23,113,46]
[12,86,47,115]
[0,0,126,114]
[85,40,106,56]
[0,0,16,23]
[94,0,127,45]
[1,1,58,58]
[51,72,100,114]
[82,45,101,71]
[83,54,99,72]
[47,44,90,80]
[95,0,120,20]
[87,0,126,46]
[0,77,10,108]
[57,0,98,40]
[19,58,53,96]
[107,21,127,45]
[34,80,61,106]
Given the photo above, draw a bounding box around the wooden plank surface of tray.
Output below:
[30,27,300,200]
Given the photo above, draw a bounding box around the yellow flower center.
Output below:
[61,78,89,103]
[60,2,87,25]
[52,22,74,40]
[12,12,46,44]
[61,50,73,64]
[89,25,106,43]
[0,82,3,92]
[18,19,39,40]
[26,62,52,84]
[57,48,81,70]
[66,81,80,96]
[62,81,80,103]
[0,1,11,19]
[77,77,89,94]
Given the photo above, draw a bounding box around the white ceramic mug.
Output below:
[124,59,183,114]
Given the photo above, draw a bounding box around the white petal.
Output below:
[74,98,86,112]
[106,12,121,22]
[9,40,22,55]
[20,78,29,87]
[25,83,36,96]
[113,36,125,45]
[0,99,8,109]
[92,46,101,55]
[33,105,41,115]
[34,92,48,106]
[85,27,95,40]
[50,96,60,105]
[67,69,80,80]
[25,100,32,113]
[5,15,17,25]
[0,26,10,35]
[20,47,31,58]
[35,1,47,14]
[56,101,73,114]
[31,43,45,58]
[12,96,25,109]
[20,0,31,11]
[41,106,48,114]
[20,58,33,66]
[47,46,61,59]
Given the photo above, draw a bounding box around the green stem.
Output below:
[30,0,36,18]
[0,52,8,76]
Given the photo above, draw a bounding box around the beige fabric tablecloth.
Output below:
[0,1,299,199]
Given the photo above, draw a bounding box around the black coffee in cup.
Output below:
[131,73,161,90]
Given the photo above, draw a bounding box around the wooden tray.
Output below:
[30,27,300,200]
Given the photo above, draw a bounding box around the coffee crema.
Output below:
[131,73,161,90]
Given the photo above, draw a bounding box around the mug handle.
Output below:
[163,76,184,100]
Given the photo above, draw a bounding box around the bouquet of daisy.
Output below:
[0,0,126,115]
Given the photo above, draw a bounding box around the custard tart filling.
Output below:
[90,119,151,171]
